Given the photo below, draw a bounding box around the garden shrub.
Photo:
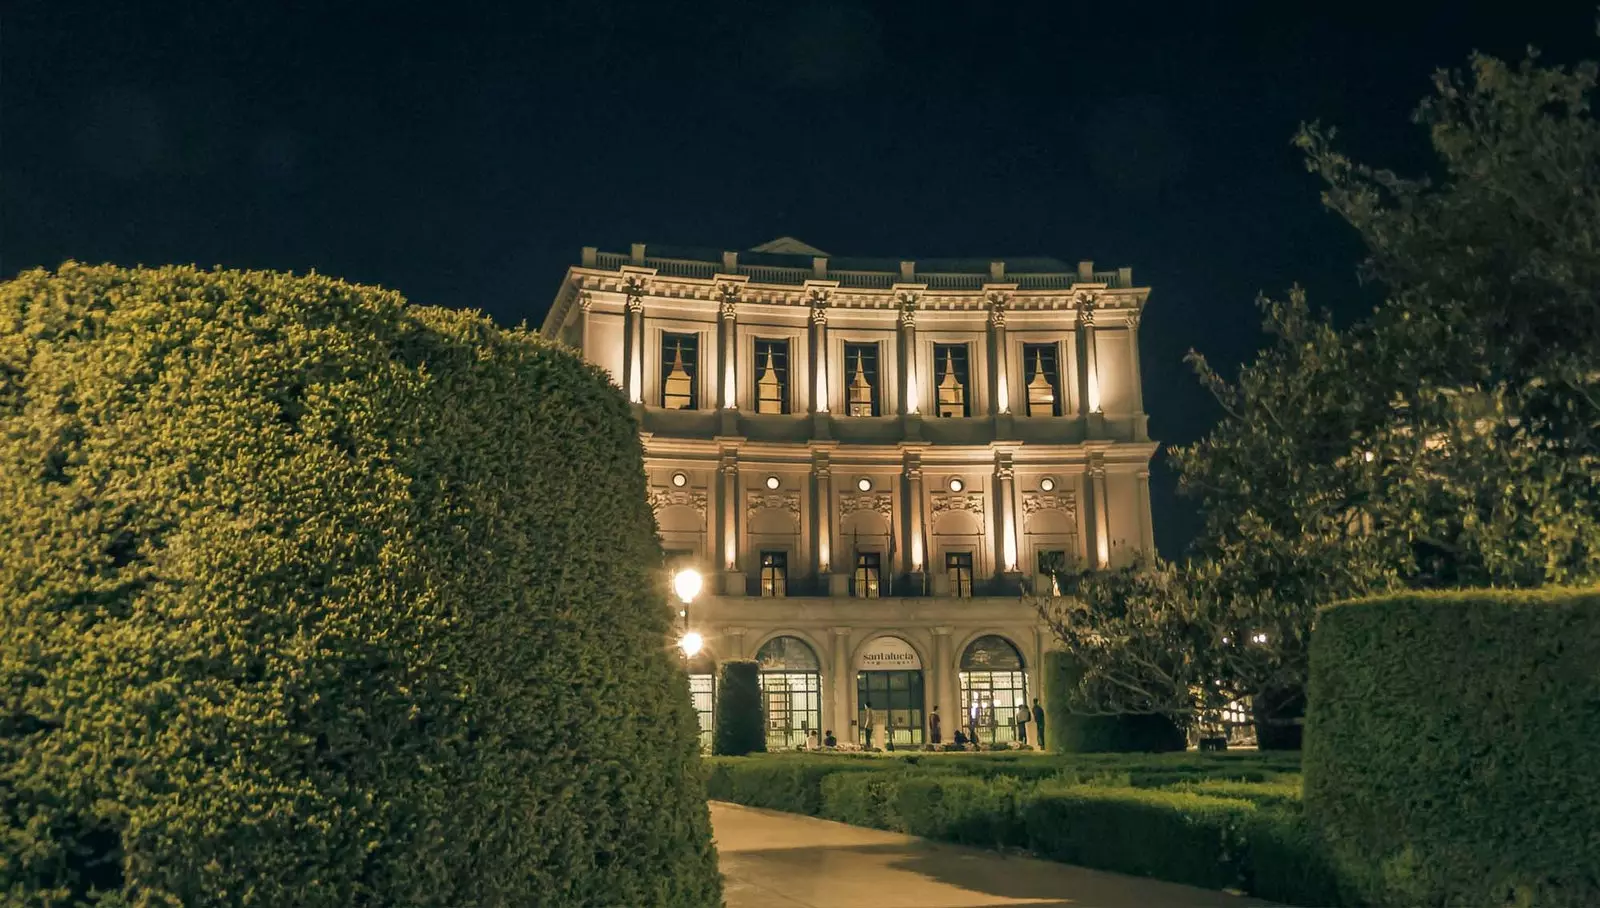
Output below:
[820,771,903,830]
[1253,685,1305,750]
[1304,588,1600,907]
[712,660,765,756]
[1166,777,1302,809]
[1042,651,1186,752]
[1239,808,1346,907]
[1023,787,1255,891]
[704,755,881,814]
[894,775,1029,850]
[0,265,721,907]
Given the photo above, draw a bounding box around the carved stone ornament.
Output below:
[623,275,648,312]
[1022,491,1077,520]
[839,492,893,519]
[578,290,594,311]
[745,492,800,521]
[931,491,985,519]
[1087,455,1107,479]
[648,487,708,518]
[1075,291,1098,326]
[717,282,741,317]
[896,291,919,327]
[986,291,1011,327]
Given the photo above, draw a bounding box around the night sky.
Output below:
[5,1,1594,555]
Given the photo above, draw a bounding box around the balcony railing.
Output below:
[583,250,1125,290]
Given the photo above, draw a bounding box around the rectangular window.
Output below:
[1037,549,1067,596]
[946,551,974,598]
[932,343,971,417]
[660,332,699,410]
[1021,342,1062,417]
[760,551,788,597]
[843,342,880,417]
[754,339,790,414]
[853,552,881,598]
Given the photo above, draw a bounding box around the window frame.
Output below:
[931,342,972,418]
[1020,341,1064,417]
[853,551,882,598]
[659,330,701,410]
[752,338,792,415]
[842,341,882,417]
[759,550,788,597]
[945,550,974,597]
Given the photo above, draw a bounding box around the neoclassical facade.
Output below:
[542,237,1157,749]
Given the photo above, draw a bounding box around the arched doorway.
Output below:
[856,636,925,748]
[685,652,716,753]
[755,636,822,750]
[959,635,1027,745]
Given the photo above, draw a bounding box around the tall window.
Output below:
[1022,342,1062,416]
[760,551,788,597]
[754,339,790,414]
[854,552,881,598]
[756,636,822,750]
[933,343,971,417]
[660,332,699,410]
[844,342,880,416]
[1037,549,1067,595]
[958,636,1027,745]
[946,551,974,597]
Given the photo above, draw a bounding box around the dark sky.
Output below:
[5,0,1594,555]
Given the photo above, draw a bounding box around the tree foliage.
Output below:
[0,264,722,906]
[1040,42,1600,727]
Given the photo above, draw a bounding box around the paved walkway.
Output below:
[712,801,1274,908]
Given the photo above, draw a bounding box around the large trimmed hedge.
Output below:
[0,265,721,906]
[1042,651,1186,753]
[1304,588,1600,907]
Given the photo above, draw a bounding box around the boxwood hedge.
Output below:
[713,659,765,756]
[0,265,721,906]
[1304,588,1600,907]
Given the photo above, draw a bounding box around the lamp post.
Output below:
[672,567,703,659]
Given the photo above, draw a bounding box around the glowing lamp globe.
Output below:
[679,631,704,658]
[672,567,703,604]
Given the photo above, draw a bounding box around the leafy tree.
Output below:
[713,660,766,756]
[0,264,722,906]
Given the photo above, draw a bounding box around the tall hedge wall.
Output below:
[1042,651,1185,753]
[714,660,765,756]
[0,264,721,906]
[1304,588,1600,907]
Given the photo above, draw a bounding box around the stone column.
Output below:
[1128,309,1146,438]
[932,625,955,737]
[718,286,739,409]
[577,292,594,360]
[813,450,834,584]
[809,289,831,414]
[831,626,853,740]
[995,453,1020,576]
[1088,453,1111,568]
[987,291,1011,415]
[1136,468,1155,556]
[904,452,926,591]
[897,293,919,415]
[622,277,647,404]
[719,451,743,593]
[1077,294,1102,434]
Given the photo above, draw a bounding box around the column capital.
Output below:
[717,282,741,318]
[831,626,853,637]
[1075,291,1098,326]
[578,290,594,312]
[721,625,749,637]
[623,275,649,310]
[931,625,954,637]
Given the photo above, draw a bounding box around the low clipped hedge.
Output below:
[707,753,1343,905]
[1304,588,1600,907]
[1042,651,1186,753]
[0,265,721,905]
[712,660,765,756]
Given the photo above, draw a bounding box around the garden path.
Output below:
[711,801,1275,908]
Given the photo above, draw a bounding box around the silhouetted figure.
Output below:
[929,707,942,745]
[863,713,875,749]
[1032,698,1046,749]
[1016,708,1029,744]
[953,729,968,747]
[824,729,837,748]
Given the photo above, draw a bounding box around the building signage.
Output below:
[857,636,921,671]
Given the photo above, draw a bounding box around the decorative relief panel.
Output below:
[838,492,893,519]
[1022,492,1077,520]
[649,487,708,518]
[931,492,985,519]
[745,492,800,521]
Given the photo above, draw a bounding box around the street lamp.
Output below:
[671,567,704,659]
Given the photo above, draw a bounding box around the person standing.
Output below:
[1031,698,1046,750]
[863,712,875,749]
[929,706,943,745]
[1016,706,1029,745]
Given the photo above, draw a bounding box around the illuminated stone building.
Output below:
[541,237,1156,749]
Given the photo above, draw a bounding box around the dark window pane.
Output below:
[754,339,790,414]
[933,343,971,417]
[1022,343,1061,417]
[661,332,699,409]
[844,342,880,417]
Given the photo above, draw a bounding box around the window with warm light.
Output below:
[933,343,970,417]
[1022,342,1062,416]
[844,342,880,416]
[760,551,788,597]
[754,338,790,414]
[946,551,974,597]
[1037,549,1067,595]
[660,332,699,409]
[853,552,881,598]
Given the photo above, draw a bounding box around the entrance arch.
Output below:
[855,635,925,748]
[959,635,1028,745]
[755,636,822,750]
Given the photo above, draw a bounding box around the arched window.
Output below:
[755,636,822,750]
[855,636,925,748]
[959,636,1028,745]
[685,652,716,753]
